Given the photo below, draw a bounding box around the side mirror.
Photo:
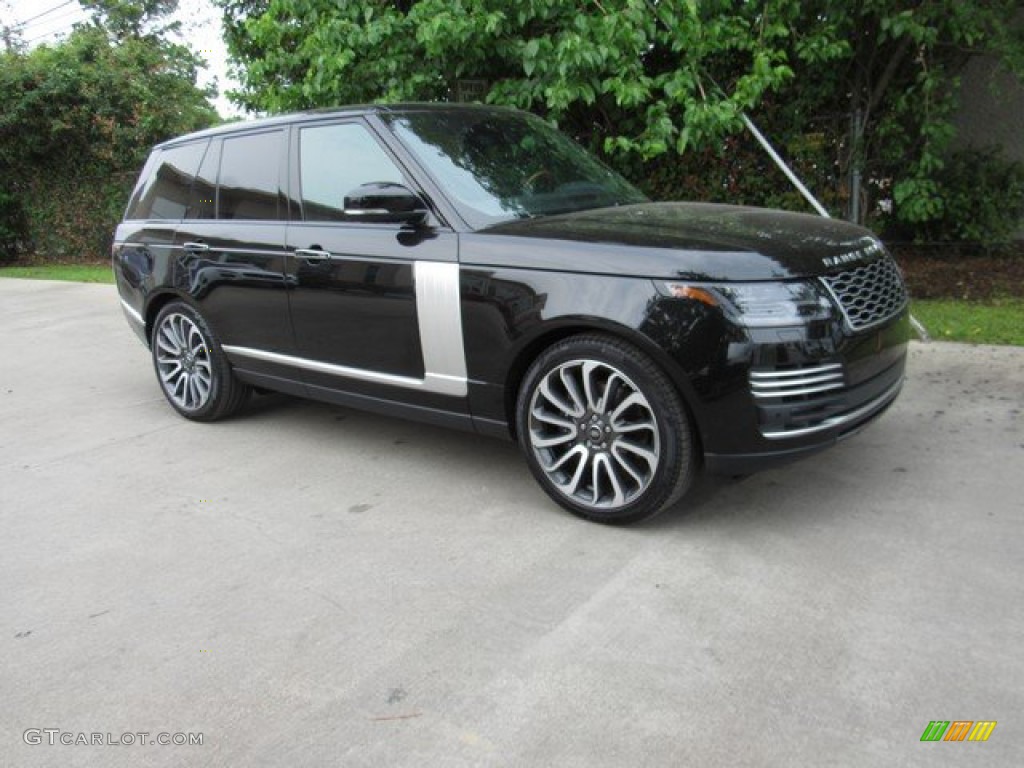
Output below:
[343,182,429,226]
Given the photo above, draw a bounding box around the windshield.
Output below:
[383,109,647,229]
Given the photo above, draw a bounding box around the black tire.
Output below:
[150,301,251,422]
[516,334,696,524]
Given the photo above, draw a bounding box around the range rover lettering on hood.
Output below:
[822,240,885,269]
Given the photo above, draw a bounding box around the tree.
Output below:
[784,1,1024,231]
[80,0,180,41]
[219,0,1024,240]
[219,0,795,155]
[0,1,219,261]
[0,25,217,177]
[0,0,24,54]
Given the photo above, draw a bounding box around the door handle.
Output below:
[294,248,332,261]
[182,241,209,252]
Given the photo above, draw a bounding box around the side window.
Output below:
[299,123,406,221]
[187,140,220,220]
[218,131,283,220]
[126,141,208,220]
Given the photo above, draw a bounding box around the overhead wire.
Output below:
[10,0,76,30]
[21,6,90,43]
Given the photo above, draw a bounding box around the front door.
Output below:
[284,119,465,405]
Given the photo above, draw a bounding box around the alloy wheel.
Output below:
[154,312,213,411]
[527,359,661,510]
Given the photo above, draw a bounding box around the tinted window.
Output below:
[126,141,208,220]
[299,123,405,221]
[188,139,220,220]
[218,131,283,220]
[384,110,645,228]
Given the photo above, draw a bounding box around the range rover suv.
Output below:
[113,104,910,524]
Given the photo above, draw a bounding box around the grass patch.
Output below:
[913,298,1024,346]
[0,262,114,284]
[0,264,1019,346]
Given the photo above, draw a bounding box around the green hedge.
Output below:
[12,172,136,263]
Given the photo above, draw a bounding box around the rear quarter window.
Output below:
[125,141,209,220]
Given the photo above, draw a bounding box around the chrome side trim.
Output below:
[120,298,144,327]
[222,259,468,398]
[750,363,845,400]
[169,245,285,256]
[221,345,433,390]
[761,378,904,440]
[754,382,845,399]
[749,363,843,379]
[752,374,842,387]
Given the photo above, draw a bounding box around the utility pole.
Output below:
[849,109,864,224]
[1,1,24,54]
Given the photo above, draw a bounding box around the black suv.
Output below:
[114,104,910,524]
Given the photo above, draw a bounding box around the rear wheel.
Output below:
[151,301,250,421]
[516,334,696,524]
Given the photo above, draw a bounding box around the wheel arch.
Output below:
[502,318,706,459]
[142,290,193,346]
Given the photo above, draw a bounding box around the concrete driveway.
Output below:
[1,277,1021,767]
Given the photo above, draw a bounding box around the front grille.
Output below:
[820,257,908,331]
[749,363,845,402]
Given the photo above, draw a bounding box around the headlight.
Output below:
[661,280,833,327]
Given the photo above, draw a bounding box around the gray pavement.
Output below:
[1,277,1021,767]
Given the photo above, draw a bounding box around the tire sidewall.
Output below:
[150,300,230,421]
[516,335,692,524]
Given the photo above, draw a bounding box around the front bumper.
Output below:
[697,306,911,475]
[704,370,904,475]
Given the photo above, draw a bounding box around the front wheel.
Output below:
[516,334,696,525]
[151,301,250,422]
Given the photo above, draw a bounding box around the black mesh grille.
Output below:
[820,258,908,331]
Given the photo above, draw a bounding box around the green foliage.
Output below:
[629,125,845,216]
[0,3,218,261]
[218,0,797,157]
[218,0,1024,245]
[79,0,182,41]
[0,25,216,179]
[19,173,138,263]
[0,188,27,263]
[923,149,1024,244]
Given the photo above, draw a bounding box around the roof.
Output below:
[156,102,521,149]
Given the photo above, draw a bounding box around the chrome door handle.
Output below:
[182,241,209,252]
[294,248,332,261]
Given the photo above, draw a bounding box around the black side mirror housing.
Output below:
[343,182,429,226]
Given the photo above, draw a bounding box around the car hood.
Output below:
[470,202,884,281]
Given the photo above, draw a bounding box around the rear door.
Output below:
[114,140,209,335]
[173,129,296,385]
[282,118,466,406]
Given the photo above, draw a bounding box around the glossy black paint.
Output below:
[171,222,291,349]
[343,182,430,225]
[456,262,909,463]
[114,104,910,477]
[284,225,431,381]
[474,203,883,281]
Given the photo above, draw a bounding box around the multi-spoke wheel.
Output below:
[517,334,696,524]
[151,301,250,421]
